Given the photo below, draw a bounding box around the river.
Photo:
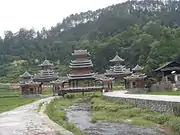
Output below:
[65,99,165,135]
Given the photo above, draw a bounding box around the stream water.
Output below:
[65,99,165,135]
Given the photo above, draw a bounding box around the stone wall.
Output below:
[104,95,180,116]
[150,81,172,92]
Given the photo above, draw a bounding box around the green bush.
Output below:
[46,98,83,135]
[65,94,75,99]
[166,117,180,133]
[143,113,171,124]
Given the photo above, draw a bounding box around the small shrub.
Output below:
[65,94,75,99]
[143,113,171,125]
[38,102,43,112]
[46,98,83,135]
[166,117,180,133]
[91,117,97,123]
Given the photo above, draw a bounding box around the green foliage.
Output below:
[91,97,180,133]
[38,102,43,112]
[146,91,180,95]
[143,113,171,125]
[42,89,53,95]
[0,97,38,113]
[0,84,38,112]
[1,0,180,81]
[0,85,19,98]
[166,117,180,133]
[46,98,83,135]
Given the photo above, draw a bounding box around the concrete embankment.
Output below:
[104,91,180,115]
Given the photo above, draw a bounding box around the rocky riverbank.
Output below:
[65,98,165,135]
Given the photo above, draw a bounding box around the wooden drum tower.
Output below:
[67,49,95,87]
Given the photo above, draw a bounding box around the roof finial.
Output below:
[116,51,118,55]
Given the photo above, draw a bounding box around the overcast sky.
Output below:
[0,0,125,37]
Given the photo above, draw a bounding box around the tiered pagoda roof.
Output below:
[67,73,95,80]
[51,76,69,85]
[72,49,90,56]
[68,49,95,80]
[69,60,93,68]
[20,71,32,78]
[124,65,147,80]
[19,71,40,86]
[105,65,132,75]
[33,59,58,82]
[39,59,54,67]
[110,52,124,63]
[95,74,114,82]
[105,52,132,76]
[34,70,59,79]
[132,64,143,71]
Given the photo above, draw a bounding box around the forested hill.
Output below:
[1,0,180,82]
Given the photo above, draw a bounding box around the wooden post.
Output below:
[73,80,75,88]
[62,82,64,88]
[69,81,71,88]
[35,87,36,95]
[76,80,78,87]
[102,81,104,89]
[88,80,90,87]
[52,85,55,96]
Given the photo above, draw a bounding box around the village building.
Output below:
[67,49,96,87]
[95,74,114,91]
[33,59,59,83]
[105,52,131,79]
[51,49,114,96]
[154,60,180,83]
[153,60,180,91]
[50,77,69,95]
[124,65,147,90]
[19,71,42,96]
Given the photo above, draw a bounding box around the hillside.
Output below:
[1,0,180,82]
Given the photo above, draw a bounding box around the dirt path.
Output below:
[0,97,72,135]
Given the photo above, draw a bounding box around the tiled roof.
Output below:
[132,65,143,71]
[72,49,90,55]
[124,73,147,79]
[40,60,53,66]
[110,53,124,62]
[20,71,32,78]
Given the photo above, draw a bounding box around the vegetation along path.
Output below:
[0,97,72,135]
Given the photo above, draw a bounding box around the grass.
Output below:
[42,89,53,95]
[0,85,19,98]
[46,98,83,135]
[91,97,180,134]
[0,84,39,113]
[38,102,43,112]
[113,85,125,90]
[146,91,180,95]
[0,97,38,113]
